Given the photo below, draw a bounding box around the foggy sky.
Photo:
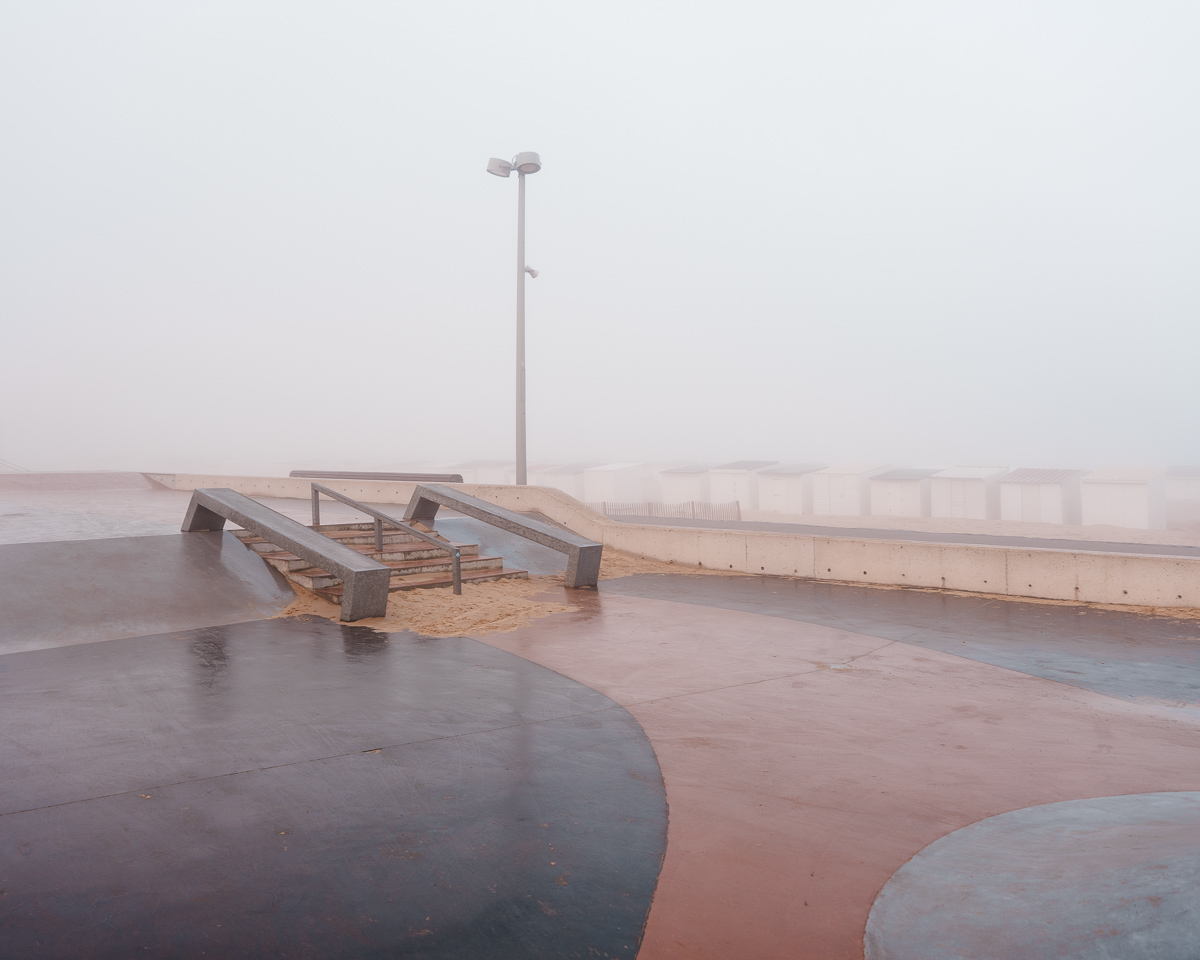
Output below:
[3,1,1198,475]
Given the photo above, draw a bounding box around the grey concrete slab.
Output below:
[0,617,666,959]
[0,532,295,654]
[405,484,602,587]
[0,506,182,543]
[602,574,1200,708]
[435,515,568,576]
[184,488,391,620]
[611,514,1200,559]
[865,792,1200,960]
[0,619,617,813]
[0,489,373,546]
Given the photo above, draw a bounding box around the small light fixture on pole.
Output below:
[487,151,541,485]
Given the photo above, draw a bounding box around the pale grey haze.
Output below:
[2,2,1198,475]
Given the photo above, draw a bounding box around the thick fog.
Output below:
[2,1,1198,476]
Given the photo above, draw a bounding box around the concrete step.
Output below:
[314,567,529,601]
[310,523,437,547]
[227,516,525,600]
[260,540,478,572]
[349,541,479,562]
[284,555,508,591]
[233,527,444,555]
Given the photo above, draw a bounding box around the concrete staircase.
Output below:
[231,521,527,604]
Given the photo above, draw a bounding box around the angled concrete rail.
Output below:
[182,488,391,621]
[404,484,603,588]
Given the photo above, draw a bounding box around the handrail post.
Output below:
[312,487,320,526]
[308,481,466,597]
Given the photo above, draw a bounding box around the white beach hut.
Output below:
[929,467,1008,520]
[582,463,651,504]
[756,464,828,515]
[869,468,939,518]
[536,462,604,501]
[659,464,712,504]
[1166,466,1200,503]
[1080,468,1166,529]
[997,469,1084,525]
[708,461,778,509]
[811,465,891,516]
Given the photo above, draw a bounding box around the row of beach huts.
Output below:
[447,460,1200,531]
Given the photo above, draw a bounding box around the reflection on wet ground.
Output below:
[0,617,666,959]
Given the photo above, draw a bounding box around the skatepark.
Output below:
[2,470,1199,959]
[5,2,1199,954]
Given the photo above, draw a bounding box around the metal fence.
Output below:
[586,501,742,522]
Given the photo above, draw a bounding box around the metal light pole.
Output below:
[487,152,541,485]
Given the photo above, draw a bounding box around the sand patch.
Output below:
[272,549,737,637]
[598,548,737,579]
[273,575,575,638]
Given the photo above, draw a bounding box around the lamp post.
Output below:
[487,151,541,485]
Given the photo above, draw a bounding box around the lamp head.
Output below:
[513,151,542,174]
[487,157,514,178]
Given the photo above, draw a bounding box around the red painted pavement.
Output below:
[478,588,1200,960]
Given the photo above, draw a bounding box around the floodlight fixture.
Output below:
[513,151,542,174]
[487,157,514,178]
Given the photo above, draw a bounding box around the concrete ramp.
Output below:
[0,533,295,654]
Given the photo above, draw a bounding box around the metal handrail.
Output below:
[309,483,462,595]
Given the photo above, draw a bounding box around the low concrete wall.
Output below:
[148,475,1200,613]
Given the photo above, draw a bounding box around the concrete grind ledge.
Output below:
[147,474,1200,614]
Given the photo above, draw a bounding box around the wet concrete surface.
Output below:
[0,486,195,544]
[6,492,1200,959]
[479,584,1200,960]
[0,489,397,546]
[0,533,296,654]
[0,617,666,958]
[602,574,1200,708]
[865,792,1200,959]
[436,516,567,576]
[612,514,1200,558]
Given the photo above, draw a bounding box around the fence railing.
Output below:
[310,482,462,595]
[587,501,742,522]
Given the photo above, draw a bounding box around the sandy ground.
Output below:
[272,548,727,638]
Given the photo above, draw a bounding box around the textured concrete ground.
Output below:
[480,581,1200,959]
[0,618,665,958]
